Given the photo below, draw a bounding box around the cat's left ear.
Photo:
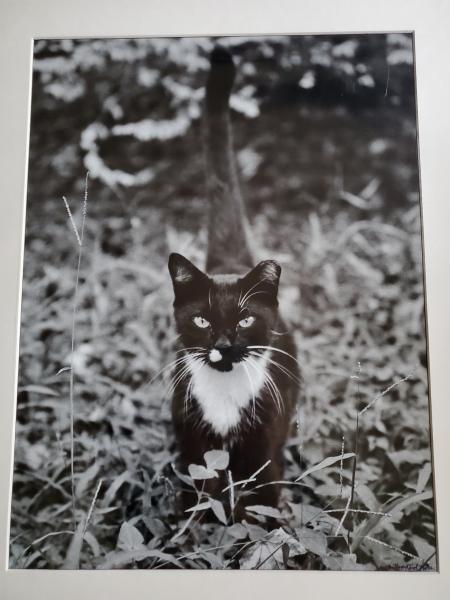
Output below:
[241,260,281,304]
[168,253,209,301]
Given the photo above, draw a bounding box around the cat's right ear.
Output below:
[168,253,209,300]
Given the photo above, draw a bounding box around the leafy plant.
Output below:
[9,35,436,571]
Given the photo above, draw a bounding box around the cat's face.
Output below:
[168,253,281,372]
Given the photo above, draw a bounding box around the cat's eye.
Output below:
[238,316,255,328]
[193,316,210,329]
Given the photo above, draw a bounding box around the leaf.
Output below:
[297,527,327,557]
[227,523,248,539]
[351,491,434,552]
[103,470,132,506]
[241,529,295,569]
[75,462,100,498]
[197,549,224,569]
[315,483,349,497]
[56,366,71,375]
[241,541,283,570]
[83,531,101,557]
[339,190,371,210]
[246,505,282,519]
[171,463,196,488]
[281,543,290,568]
[412,535,437,563]
[289,503,344,534]
[95,507,120,515]
[62,518,85,569]
[98,549,182,569]
[188,463,218,480]
[209,499,227,524]
[356,484,378,512]
[244,522,268,541]
[23,551,42,569]
[117,522,145,551]
[416,462,432,493]
[270,528,305,556]
[387,449,429,469]
[143,517,167,538]
[323,553,372,571]
[204,449,229,471]
[185,501,211,513]
[17,384,59,397]
[295,453,355,482]
[389,490,433,518]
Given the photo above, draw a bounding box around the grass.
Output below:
[63,172,89,527]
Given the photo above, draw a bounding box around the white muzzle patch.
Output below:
[209,348,222,363]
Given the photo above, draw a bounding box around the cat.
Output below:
[168,46,300,519]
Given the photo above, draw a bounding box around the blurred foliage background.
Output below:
[10,34,437,570]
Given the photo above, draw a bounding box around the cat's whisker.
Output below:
[245,357,264,417]
[251,364,281,414]
[172,355,204,384]
[184,373,194,415]
[167,351,205,370]
[157,352,205,398]
[184,359,206,415]
[146,353,200,388]
[250,351,302,386]
[185,377,195,416]
[168,362,196,397]
[175,346,204,354]
[167,366,191,397]
[264,371,284,414]
[238,279,264,307]
[248,354,283,414]
[267,361,301,387]
[239,290,268,307]
[248,345,300,365]
[246,355,282,414]
[241,361,257,424]
[162,346,205,379]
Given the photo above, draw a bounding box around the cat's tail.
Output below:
[204,46,254,273]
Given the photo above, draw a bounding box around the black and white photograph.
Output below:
[9,33,437,570]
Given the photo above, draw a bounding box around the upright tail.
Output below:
[204,46,253,274]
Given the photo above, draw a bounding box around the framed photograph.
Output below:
[1,1,449,599]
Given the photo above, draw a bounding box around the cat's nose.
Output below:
[214,335,232,350]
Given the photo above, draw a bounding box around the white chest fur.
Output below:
[186,353,270,436]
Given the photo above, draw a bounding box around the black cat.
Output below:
[168,47,300,518]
